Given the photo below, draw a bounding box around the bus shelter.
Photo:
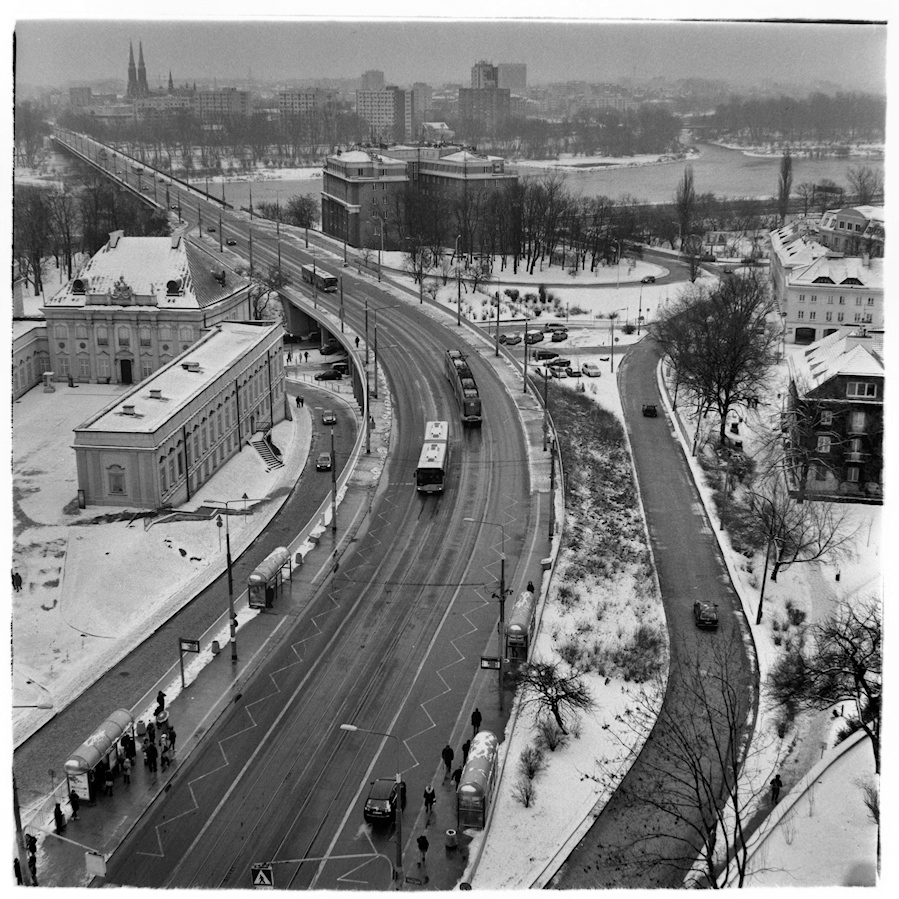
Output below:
[64,708,135,801]
[505,589,538,662]
[248,546,291,609]
[457,730,499,830]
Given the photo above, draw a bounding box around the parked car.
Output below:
[543,322,568,333]
[565,366,582,377]
[640,275,656,284]
[550,330,568,342]
[207,226,216,232]
[549,366,568,378]
[546,357,571,369]
[499,332,522,345]
[331,361,349,374]
[693,600,720,629]
[723,267,735,275]
[534,348,559,361]
[525,331,544,344]
[320,344,343,356]
[226,238,237,246]
[642,404,658,418]
[581,362,602,377]
[321,409,337,425]
[700,253,717,262]
[314,370,342,381]
[170,203,179,209]
[363,778,407,824]
[141,185,151,192]
[315,452,332,471]
[530,365,550,379]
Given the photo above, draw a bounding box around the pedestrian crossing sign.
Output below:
[251,865,274,888]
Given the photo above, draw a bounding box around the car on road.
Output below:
[534,348,559,361]
[207,226,216,232]
[499,333,522,345]
[525,331,544,344]
[543,322,568,333]
[363,778,407,824]
[642,404,658,417]
[226,238,237,246]
[170,203,179,210]
[723,267,735,275]
[565,366,582,377]
[546,357,571,369]
[315,452,332,471]
[141,186,151,192]
[321,409,337,425]
[549,366,568,378]
[550,330,568,342]
[158,177,166,183]
[693,600,720,629]
[581,362,602,377]
[314,370,342,381]
[530,365,550,379]
[641,275,656,284]
[320,343,343,356]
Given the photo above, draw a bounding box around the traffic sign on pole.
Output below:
[251,864,274,889]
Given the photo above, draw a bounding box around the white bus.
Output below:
[415,420,449,493]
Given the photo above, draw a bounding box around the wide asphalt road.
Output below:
[550,336,757,889]
[101,237,534,889]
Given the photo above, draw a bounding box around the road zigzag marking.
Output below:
[334,851,389,885]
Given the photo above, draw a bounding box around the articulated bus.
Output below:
[415,420,449,493]
[301,264,338,292]
[444,349,482,426]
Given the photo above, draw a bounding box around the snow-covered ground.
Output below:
[516,148,698,172]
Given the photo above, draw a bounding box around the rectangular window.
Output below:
[825,311,832,321]
[809,311,816,320]
[867,297,875,305]
[109,469,126,494]
[816,436,831,453]
[837,313,845,322]
[118,331,130,347]
[865,313,873,323]
[58,356,70,376]
[848,437,863,452]
[820,410,833,426]
[797,310,805,320]
[814,463,827,482]
[846,466,860,483]
[848,411,867,432]
[826,296,834,305]
[78,357,91,378]
[798,294,805,303]
[177,451,184,476]
[810,295,817,303]
[856,297,863,305]
[839,296,845,304]
[854,312,863,322]
[847,382,877,399]
[97,334,109,346]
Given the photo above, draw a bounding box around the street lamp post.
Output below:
[609,307,627,374]
[374,215,386,282]
[454,235,462,327]
[613,238,621,290]
[205,497,264,663]
[339,724,404,886]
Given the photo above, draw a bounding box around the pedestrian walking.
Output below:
[451,766,463,789]
[156,690,166,711]
[14,857,23,885]
[142,737,150,767]
[160,732,170,755]
[461,739,471,764]
[68,790,80,820]
[160,743,171,772]
[27,853,37,886]
[299,396,304,408]
[526,579,535,593]
[147,721,156,744]
[417,834,429,867]
[423,784,436,817]
[441,744,454,778]
[770,773,783,804]
[104,769,114,796]
[304,351,309,363]
[12,571,22,592]
[471,707,482,736]
[53,803,66,834]
[122,756,132,786]
[168,725,177,752]
[287,351,293,364]
[354,336,360,349]
[146,742,158,773]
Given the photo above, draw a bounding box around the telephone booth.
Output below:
[505,589,537,662]
[457,730,499,830]
[247,546,291,609]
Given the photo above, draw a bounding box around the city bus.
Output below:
[505,588,538,662]
[414,420,449,493]
[444,349,482,426]
[457,730,499,830]
[301,264,338,292]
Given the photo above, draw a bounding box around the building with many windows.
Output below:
[817,205,884,257]
[785,329,883,502]
[457,87,511,135]
[471,61,499,89]
[277,89,337,115]
[355,86,411,142]
[41,231,252,386]
[73,321,286,508]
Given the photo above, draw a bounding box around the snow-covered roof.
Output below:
[438,149,502,163]
[790,255,883,290]
[788,329,884,395]
[769,223,828,268]
[78,322,280,435]
[335,149,374,163]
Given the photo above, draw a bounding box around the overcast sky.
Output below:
[12,6,889,93]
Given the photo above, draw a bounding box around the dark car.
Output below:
[170,203,179,210]
[640,275,656,284]
[314,370,342,381]
[565,366,582,377]
[321,409,337,425]
[504,333,522,345]
[550,330,568,342]
[315,452,332,471]
[525,331,544,344]
[546,357,571,369]
[226,238,237,246]
[141,185,151,192]
[320,343,343,356]
[207,226,216,233]
[723,267,735,275]
[693,600,720,629]
[642,404,658,417]
[331,361,349,374]
[534,348,559,361]
[363,778,407,823]
[700,253,717,262]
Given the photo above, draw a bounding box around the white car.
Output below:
[581,363,602,377]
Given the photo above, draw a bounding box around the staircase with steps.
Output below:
[250,432,284,471]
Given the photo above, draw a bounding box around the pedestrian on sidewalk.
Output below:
[68,790,80,820]
[423,784,436,819]
[122,756,132,786]
[471,707,482,736]
[156,690,166,711]
[304,351,309,363]
[461,739,471,764]
[146,742,158,774]
[441,744,454,778]
[451,766,463,790]
[142,737,150,767]
[160,743,171,772]
[355,336,360,349]
[27,854,37,886]
[104,769,114,796]
[12,571,23,592]
[299,396,304,408]
[417,834,429,867]
[53,803,66,834]
[287,351,293,364]
[14,857,23,885]
[770,773,783,804]
[169,725,177,753]
[526,579,535,594]
[147,720,156,744]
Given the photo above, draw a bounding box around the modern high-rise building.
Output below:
[355,86,411,142]
[411,82,433,137]
[458,87,511,134]
[277,89,337,116]
[497,63,527,93]
[471,61,498,89]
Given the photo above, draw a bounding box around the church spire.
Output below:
[168,70,174,94]
[137,41,149,96]
[126,41,138,99]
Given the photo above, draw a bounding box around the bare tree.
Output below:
[674,164,697,247]
[776,152,793,226]
[846,166,883,206]
[794,182,817,216]
[767,595,881,774]
[511,659,595,735]
[243,264,290,320]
